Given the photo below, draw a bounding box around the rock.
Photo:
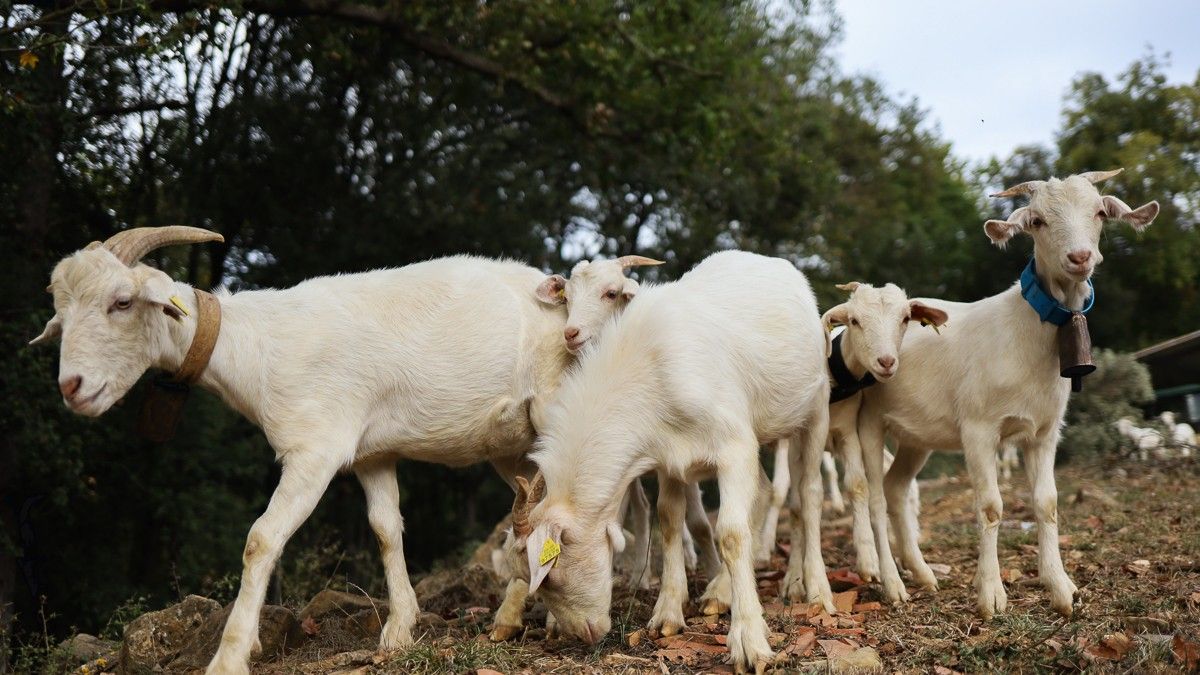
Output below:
[299,589,386,622]
[830,646,883,674]
[414,564,501,616]
[119,595,221,674]
[170,602,300,670]
[58,633,117,664]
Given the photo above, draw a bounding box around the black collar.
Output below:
[828,332,877,403]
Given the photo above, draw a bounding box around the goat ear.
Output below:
[535,275,567,306]
[909,301,949,328]
[822,303,849,333]
[984,206,1032,247]
[137,268,186,321]
[606,522,627,554]
[526,523,562,594]
[1102,196,1159,232]
[620,277,640,302]
[29,315,63,346]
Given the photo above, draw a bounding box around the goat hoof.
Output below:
[489,624,522,642]
[659,621,683,637]
[701,598,729,616]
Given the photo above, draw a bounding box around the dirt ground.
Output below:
[267,460,1200,674]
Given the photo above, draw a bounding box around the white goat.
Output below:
[821,451,847,513]
[509,250,831,670]
[804,283,945,587]
[855,170,1159,618]
[998,443,1021,480]
[31,227,658,673]
[1160,411,1196,456]
[1115,417,1165,461]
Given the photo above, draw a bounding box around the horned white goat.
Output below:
[1159,411,1196,456]
[855,169,1159,618]
[800,282,945,587]
[31,227,660,673]
[1115,417,1166,461]
[508,250,831,671]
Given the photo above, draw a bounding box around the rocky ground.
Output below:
[61,460,1200,674]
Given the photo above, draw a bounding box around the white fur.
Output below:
[1158,411,1196,456]
[516,251,831,670]
[36,249,647,673]
[856,172,1158,618]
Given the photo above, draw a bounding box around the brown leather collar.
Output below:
[174,288,221,384]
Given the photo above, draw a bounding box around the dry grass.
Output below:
[259,461,1200,674]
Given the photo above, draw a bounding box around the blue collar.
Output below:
[1019,258,1094,326]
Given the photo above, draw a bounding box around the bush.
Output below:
[1060,349,1155,460]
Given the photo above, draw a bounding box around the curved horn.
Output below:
[615,255,664,269]
[511,472,547,538]
[1078,168,1123,184]
[990,180,1045,199]
[834,281,862,293]
[101,226,224,266]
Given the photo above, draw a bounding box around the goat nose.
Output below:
[564,326,580,341]
[60,375,82,399]
[1067,250,1092,265]
[877,356,896,370]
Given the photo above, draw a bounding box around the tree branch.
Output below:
[83,99,186,118]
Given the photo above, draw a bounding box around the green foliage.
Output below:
[1060,349,1155,459]
[0,1,1196,654]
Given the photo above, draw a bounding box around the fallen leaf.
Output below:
[1102,633,1134,659]
[832,589,858,614]
[775,631,817,660]
[627,629,645,647]
[475,669,505,675]
[19,51,39,69]
[927,563,952,578]
[1084,514,1104,530]
[818,639,855,660]
[852,601,883,613]
[934,666,963,675]
[1001,568,1023,583]
[1174,635,1200,671]
[301,616,320,636]
[1123,560,1151,576]
[827,568,864,591]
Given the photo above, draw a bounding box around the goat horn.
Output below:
[511,472,546,539]
[1078,168,1123,184]
[101,226,224,266]
[615,255,664,269]
[835,281,862,293]
[990,180,1045,199]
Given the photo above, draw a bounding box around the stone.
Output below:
[58,633,117,665]
[118,595,221,674]
[830,646,883,674]
[170,602,300,670]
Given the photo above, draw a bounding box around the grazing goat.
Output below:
[1160,411,1196,456]
[791,283,945,589]
[509,251,831,670]
[855,170,1159,617]
[31,227,658,673]
[1115,417,1165,461]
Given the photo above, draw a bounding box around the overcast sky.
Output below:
[832,0,1200,163]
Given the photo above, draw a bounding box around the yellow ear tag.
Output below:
[538,538,561,567]
[169,295,190,317]
[556,288,566,299]
[920,318,942,335]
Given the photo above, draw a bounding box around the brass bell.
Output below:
[1057,312,1096,392]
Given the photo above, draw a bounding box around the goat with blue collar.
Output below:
[853,169,1159,619]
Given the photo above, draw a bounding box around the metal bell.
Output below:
[1057,311,1096,392]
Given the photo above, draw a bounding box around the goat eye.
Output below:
[902,317,911,324]
[1096,209,1106,219]
[1031,217,1045,228]
[112,298,133,311]
[604,289,618,300]
[850,318,860,327]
